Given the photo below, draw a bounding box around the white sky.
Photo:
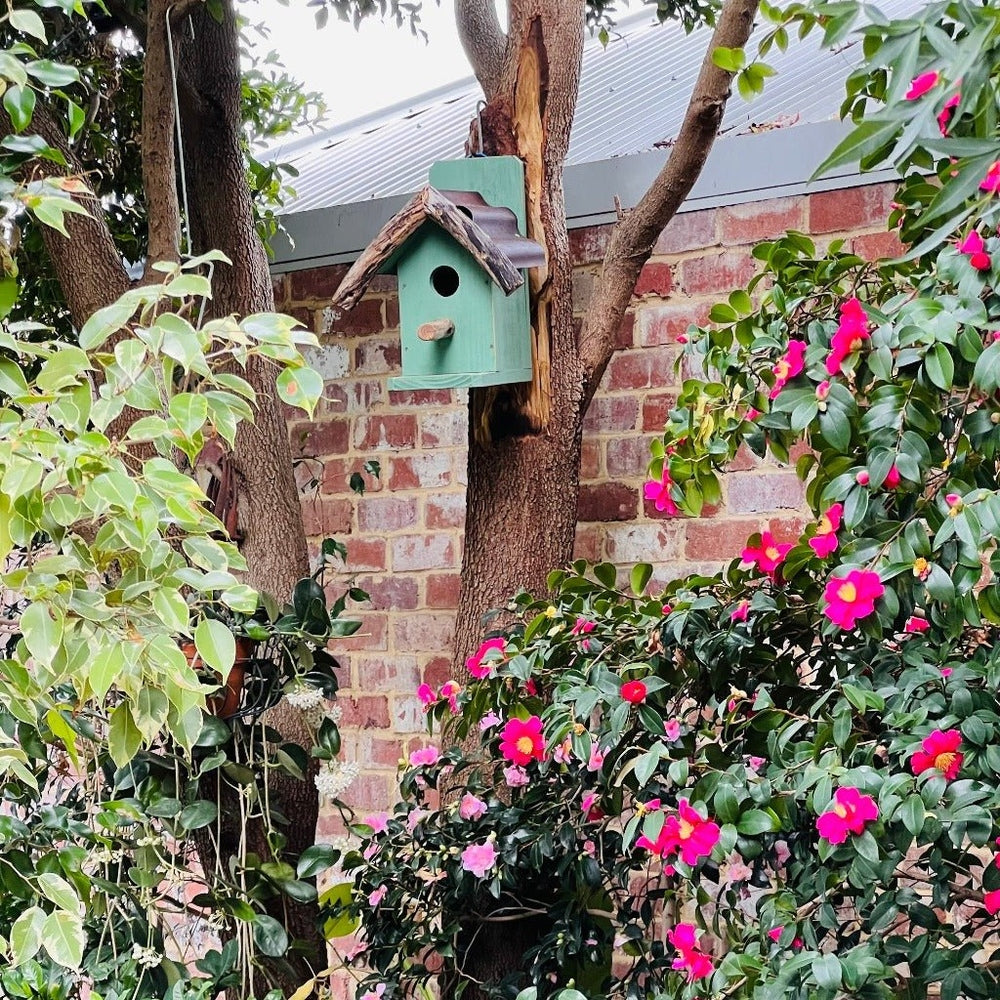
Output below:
[249,1,482,127]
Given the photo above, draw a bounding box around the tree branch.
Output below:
[578,0,760,397]
[455,0,508,98]
[142,0,183,269]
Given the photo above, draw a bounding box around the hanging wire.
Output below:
[475,99,487,157]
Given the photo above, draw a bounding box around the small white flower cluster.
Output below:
[314,759,359,800]
[285,681,325,711]
[131,944,161,969]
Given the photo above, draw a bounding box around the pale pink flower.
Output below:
[364,812,389,834]
[461,840,498,878]
[361,985,386,1000]
[406,809,427,832]
[722,851,753,885]
[553,738,573,764]
[408,745,440,767]
[363,842,379,861]
[459,793,488,820]
[774,840,791,866]
[587,745,605,771]
[664,719,681,742]
[503,764,530,787]
[730,600,750,622]
[441,680,461,713]
[368,886,387,907]
[748,756,766,772]
[479,711,501,730]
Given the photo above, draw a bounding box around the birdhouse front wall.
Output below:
[389,228,532,390]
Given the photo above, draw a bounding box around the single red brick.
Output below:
[680,249,758,296]
[654,209,718,254]
[604,351,655,391]
[320,298,384,338]
[342,379,385,413]
[320,384,348,414]
[393,613,456,652]
[684,518,759,561]
[285,305,315,331]
[719,196,806,245]
[425,492,466,529]
[354,575,420,610]
[388,389,455,406]
[426,573,461,608]
[606,435,657,478]
[641,392,677,431]
[422,657,453,689]
[578,483,639,522]
[573,523,603,562]
[851,230,906,261]
[633,262,674,298]
[583,395,640,433]
[604,522,682,564]
[345,774,394,812]
[391,533,455,572]
[353,414,419,450]
[288,264,348,302]
[419,409,467,448]
[809,183,895,234]
[357,497,418,533]
[726,472,804,514]
[320,459,384,497]
[569,224,612,265]
[338,695,391,729]
[768,515,808,540]
[580,438,601,480]
[354,655,421,690]
[336,612,388,652]
[290,419,349,459]
[726,443,760,473]
[301,497,353,537]
[342,539,387,572]
[354,336,401,374]
[389,454,452,490]
[384,296,400,329]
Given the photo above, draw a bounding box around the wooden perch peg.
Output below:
[417,319,455,342]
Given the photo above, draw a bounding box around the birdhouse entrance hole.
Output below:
[430,265,460,297]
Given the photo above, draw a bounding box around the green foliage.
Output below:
[342,4,1000,1000]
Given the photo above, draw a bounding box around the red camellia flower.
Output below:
[621,680,648,704]
[938,92,960,135]
[644,467,678,515]
[637,799,720,865]
[816,786,879,844]
[958,230,991,271]
[769,339,807,399]
[985,889,1000,915]
[905,70,939,100]
[981,161,1000,194]
[911,729,963,781]
[822,569,884,630]
[499,716,546,766]
[826,298,870,375]
[466,637,506,679]
[904,616,930,634]
[668,923,714,981]
[809,503,843,558]
[741,531,792,576]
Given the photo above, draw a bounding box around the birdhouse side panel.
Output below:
[493,283,533,381]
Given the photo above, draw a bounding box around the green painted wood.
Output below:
[429,156,528,232]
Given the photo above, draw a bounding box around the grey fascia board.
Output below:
[269,118,893,273]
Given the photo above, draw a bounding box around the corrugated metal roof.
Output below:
[269,0,923,215]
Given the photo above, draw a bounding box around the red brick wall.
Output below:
[272,182,899,829]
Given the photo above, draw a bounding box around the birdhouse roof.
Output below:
[332,185,545,309]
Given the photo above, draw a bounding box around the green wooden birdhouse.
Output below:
[331,156,545,390]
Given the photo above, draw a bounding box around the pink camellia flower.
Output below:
[637,799,721,865]
[440,680,461,713]
[461,840,498,878]
[479,711,501,731]
[587,744,605,772]
[769,339,807,399]
[905,70,939,100]
[985,889,1000,915]
[748,756,766,773]
[826,298,870,375]
[406,809,427,832]
[741,531,792,576]
[417,683,435,707]
[938,92,960,135]
[361,984,386,1000]
[621,680,648,704]
[981,161,1000,193]
[503,764,529,787]
[730,600,750,623]
[524,678,538,697]
[816,786,879,844]
[941,667,953,678]
[664,719,681,742]
[459,792,488,820]
[946,492,963,508]
[499,716,546,766]
[856,469,870,486]
[959,230,991,270]
[582,790,605,822]
[885,464,902,489]
[768,927,803,948]
[816,379,831,402]
[774,840,792,866]
[911,729,963,781]
[553,738,573,764]
[644,468,679,515]
[571,618,595,637]
[904,616,930,634]
[809,503,843,558]
[368,886,387,907]
[822,569,884,629]
[466,637,506,679]
[667,923,714,981]
[408,745,440,767]
[364,812,390,834]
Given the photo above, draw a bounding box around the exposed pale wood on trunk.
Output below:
[579,0,761,399]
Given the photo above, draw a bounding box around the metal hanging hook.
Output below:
[475,99,487,157]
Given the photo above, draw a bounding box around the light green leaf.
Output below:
[108,702,143,767]
[21,603,63,667]
[194,618,235,674]
[10,9,47,40]
[10,906,44,965]
[276,365,323,416]
[37,873,80,914]
[41,910,85,969]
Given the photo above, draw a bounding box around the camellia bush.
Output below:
[336,3,1000,999]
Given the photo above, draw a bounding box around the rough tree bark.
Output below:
[11,1,324,992]
[453,0,760,663]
